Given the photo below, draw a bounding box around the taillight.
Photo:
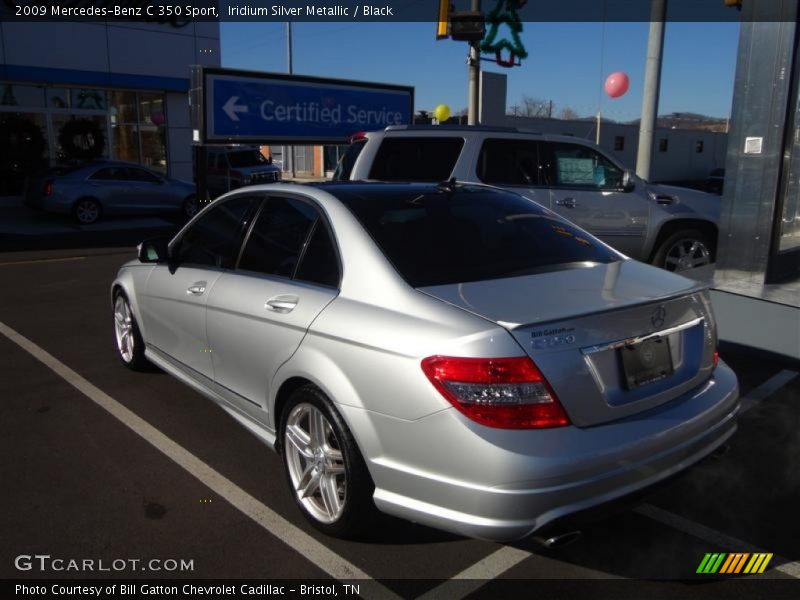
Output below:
[349,131,367,143]
[43,180,54,196]
[712,350,720,368]
[421,356,570,429]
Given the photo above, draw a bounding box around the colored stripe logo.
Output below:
[697,552,773,574]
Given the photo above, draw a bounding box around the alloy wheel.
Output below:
[664,238,711,272]
[284,403,347,524]
[113,296,135,363]
[75,200,100,224]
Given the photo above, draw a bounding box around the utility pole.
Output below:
[467,0,481,125]
[285,22,296,178]
[636,0,667,181]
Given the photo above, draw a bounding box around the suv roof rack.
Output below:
[384,124,542,135]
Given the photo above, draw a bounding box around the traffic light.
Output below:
[437,0,452,39]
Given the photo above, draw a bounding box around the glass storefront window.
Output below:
[47,88,71,109]
[139,93,165,126]
[110,90,138,123]
[71,89,107,111]
[111,123,140,164]
[0,84,45,107]
[140,126,167,172]
[51,114,109,165]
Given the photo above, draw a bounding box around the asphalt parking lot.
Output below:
[1,247,798,599]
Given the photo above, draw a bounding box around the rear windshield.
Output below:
[368,137,464,182]
[339,187,619,287]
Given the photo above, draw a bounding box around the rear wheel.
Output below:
[113,292,149,371]
[280,385,378,538]
[652,229,714,272]
[73,197,101,225]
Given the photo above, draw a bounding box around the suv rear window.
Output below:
[339,187,619,287]
[368,137,464,182]
[333,139,366,181]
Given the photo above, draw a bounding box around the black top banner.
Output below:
[1,0,796,23]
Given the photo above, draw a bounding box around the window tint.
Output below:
[295,223,340,288]
[332,139,366,181]
[339,187,619,287]
[176,196,257,268]
[89,167,125,181]
[238,197,317,278]
[125,167,161,183]
[368,137,464,182]
[477,138,542,186]
[547,143,623,190]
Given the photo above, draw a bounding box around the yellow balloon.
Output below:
[434,104,451,122]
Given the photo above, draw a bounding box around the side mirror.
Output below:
[137,236,170,264]
[621,169,636,192]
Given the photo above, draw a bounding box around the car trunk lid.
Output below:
[418,260,718,427]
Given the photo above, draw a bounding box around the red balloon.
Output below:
[604,72,630,98]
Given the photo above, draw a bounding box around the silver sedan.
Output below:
[110,182,739,541]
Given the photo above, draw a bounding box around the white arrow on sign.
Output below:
[223,96,248,121]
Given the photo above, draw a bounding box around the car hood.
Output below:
[418,259,705,329]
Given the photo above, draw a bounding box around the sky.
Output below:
[219,20,740,122]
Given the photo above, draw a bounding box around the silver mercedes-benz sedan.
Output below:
[110,182,739,541]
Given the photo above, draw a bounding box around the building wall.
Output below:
[0,20,219,181]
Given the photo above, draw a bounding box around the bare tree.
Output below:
[559,107,580,120]
[508,95,555,118]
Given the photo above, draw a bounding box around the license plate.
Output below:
[620,337,673,390]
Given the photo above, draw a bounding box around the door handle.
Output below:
[266,295,299,313]
[555,198,579,208]
[186,281,207,296]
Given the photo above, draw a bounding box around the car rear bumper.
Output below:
[341,361,739,542]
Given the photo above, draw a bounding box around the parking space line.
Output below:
[0,256,86,266]
[0,321,402,597]
[414,547,531,600]
[635,504,799,578]
[739,370,799,414]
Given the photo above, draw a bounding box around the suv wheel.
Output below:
[280,385,378,538]
[653,229,714,272]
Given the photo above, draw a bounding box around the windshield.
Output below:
[338,186,620,287]
[226,150,268,168]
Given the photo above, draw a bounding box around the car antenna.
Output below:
[438,177,458,193]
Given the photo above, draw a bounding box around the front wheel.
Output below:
[652,229,714,272]
[113,293,149,371]
[280,385,378,538]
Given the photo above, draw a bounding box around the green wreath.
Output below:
[58,118,106,161]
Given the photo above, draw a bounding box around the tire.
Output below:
[279,385,378,538]
[652,229,714,273]
[182,195,199,220]
[73,197,101,225]
[112,292,150,371]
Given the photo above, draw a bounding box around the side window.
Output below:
[238,197,317,278]
[89,167,123,181]
[295,223,340,288]
[368,137,464,182]
[549,143,623,190]
[476,138,542,186]
[176,196,257,268]
[125,168,161,184]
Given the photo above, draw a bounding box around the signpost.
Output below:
[192,67,414,146]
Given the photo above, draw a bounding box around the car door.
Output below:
[205,194,340,415]
[139,195,259,380]
[124,167,172,212]
[473,137,550,208]
[543,141,648,257]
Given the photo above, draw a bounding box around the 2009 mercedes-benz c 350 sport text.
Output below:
[110,181,739,541]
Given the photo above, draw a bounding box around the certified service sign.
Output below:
[201,67,414,145]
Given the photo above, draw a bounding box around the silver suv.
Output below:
[334,126,720,272]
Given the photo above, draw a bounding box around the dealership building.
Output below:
[0,18,220,189]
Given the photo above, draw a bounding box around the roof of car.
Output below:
[376,124,598,146]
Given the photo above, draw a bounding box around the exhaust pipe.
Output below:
[534,530,582,549]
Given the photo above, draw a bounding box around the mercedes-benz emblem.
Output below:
[651,306,666,329]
